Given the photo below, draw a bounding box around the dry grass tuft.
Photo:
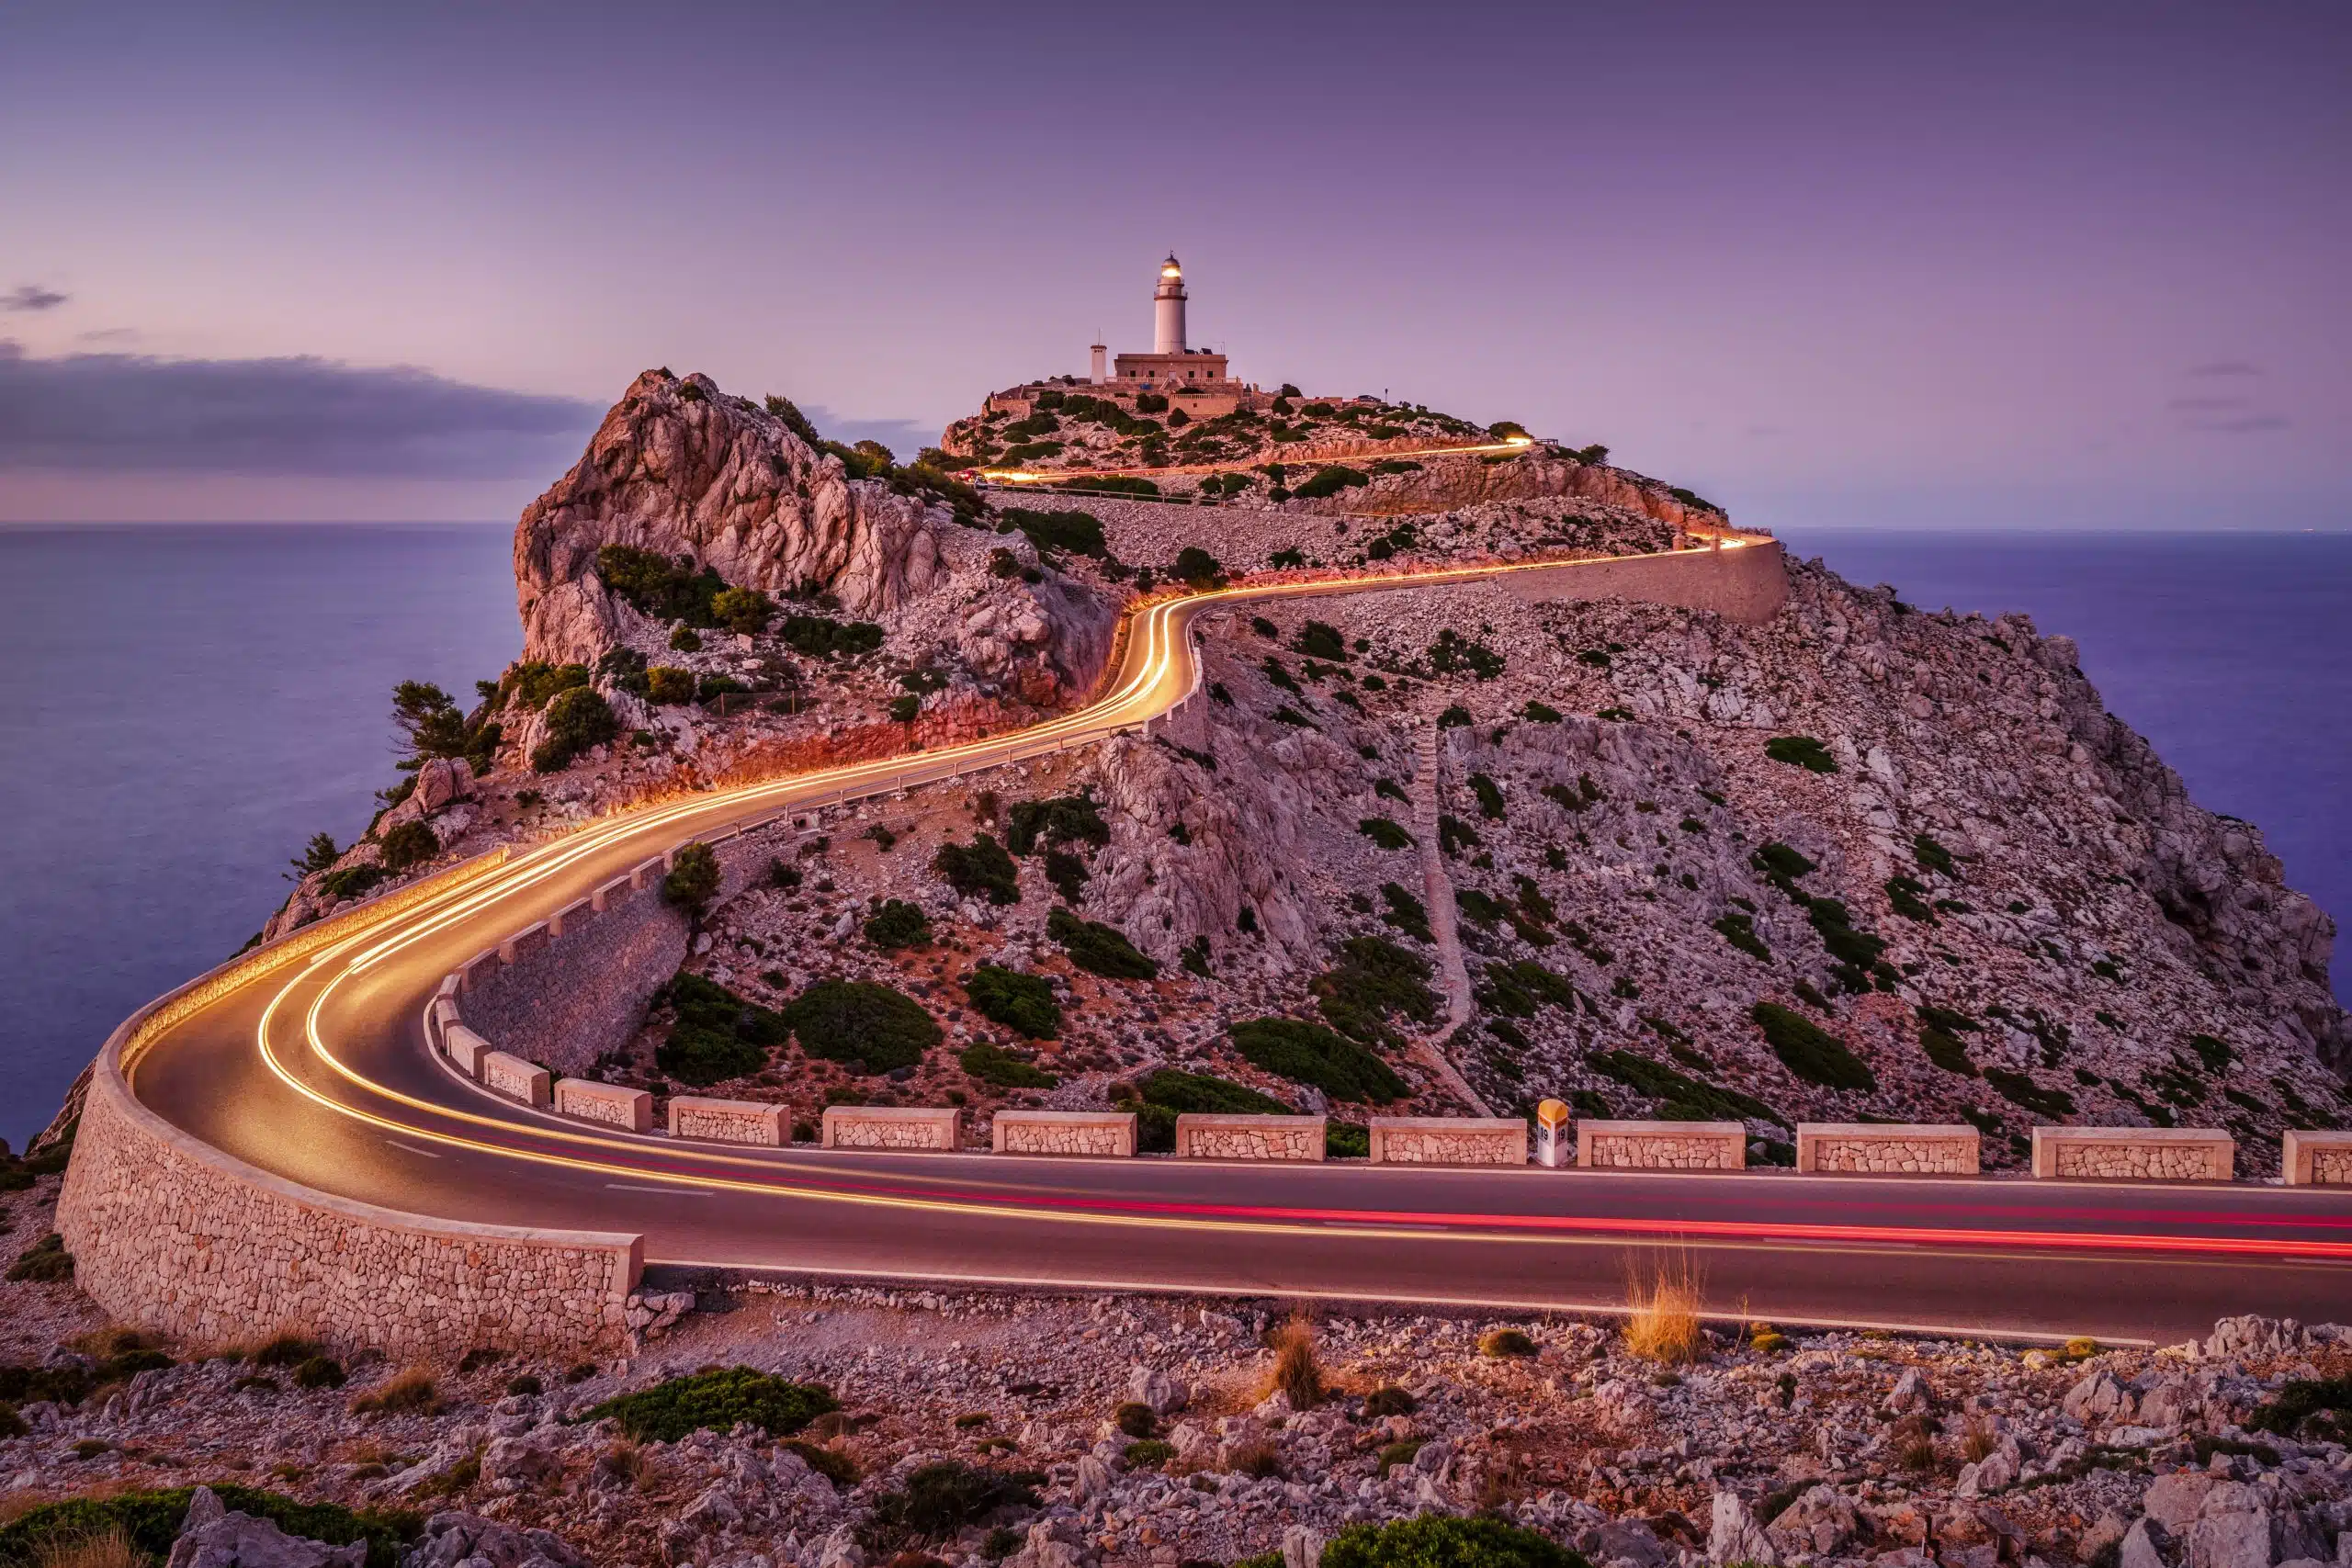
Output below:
[32,1528,143,1568]
[1265,1315,1325,1410]
[351,1366,442,1416]
[1228,1439,1284,1479]
[1961,1415,1999,1463]
[1623,1255,1707,1364]
[1891,1413,1937,1471]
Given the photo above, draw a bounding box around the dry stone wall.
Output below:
[669,1096,786,1145]
[2287,1131,2352,1186]
[483,1052,550,1108]
[1368,1117,1527,1166]
[2032,1127,2233,1181]
[1798,1123,1980,1176]
[555,1078,651,1133]
[1174,1114,1326,1162]
[992,1111,1136,1156]
[59,1058,639,1354]
[822,1107,960,1151]
[1578,1120,1747,1170]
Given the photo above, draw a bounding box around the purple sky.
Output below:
[2,2,2346,529]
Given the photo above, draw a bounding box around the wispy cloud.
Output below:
[75,327,139,343]
[2166,395,2249,412]
[2185,360,2261,378]
[0,349,602,478]
[4,285,68,312]
[2183,413,2290,434]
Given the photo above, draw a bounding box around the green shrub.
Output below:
[960,1040,1057,1088]
[1293,465,1370,501]
[1119,1068,1289,1153]
[375,818,437,874]
[934,833,1021,904]
[1479,1328,1537,1358]
[1311,936,1439,1043]
[6,1235,71,1283]
[1294,620,1349,661]
[858,1461,1041,1551]
[1913,832,1955,874]
[1764,735,1838,773]
[1362,1384,1418,1417]
[595,545,726,626]
[1751,840,1817,879]
[1046,908,1159,979]
[1521,700,1562,722]
[1751,1003,1876,1090]
[1172,546,1223,587]
[1468,773,1506,819]
[1437,705,1472,728]
[530,686,619,773]
[1123,1438,1174,1467]
[1114,1401,1158,1438]
[1713,912,1771,963]
[662,842,722,915]
[999,507,1107,558]
[1429,629,1504,681]
[784,981,940,1074]
[781,615,885,660]
[318,861,383,900]
[647,665,695,705]
[1885,874,1936,922]
[654,972,783,1086]
[1326,1122,1371,1158]
[670,625,704,652]
[1589,1050,1786,1127]
[294,1356,346,1390]
[1358,817,1415,851]
[1379,882,1432,942]
[964,966,1061,1041]
[1229,1018,1403,1103]
[584,1367,836,1442]
[1005,794,1110,854]
[0,1486,417,1568]
[2246,1376,2352,1442]
[712,586,775,634]
[1042,849,1089,902]
[1984,1067,2075,1119]
[864,899,933,950]
[1321,1516,1588,1568]
[888,694,922,724]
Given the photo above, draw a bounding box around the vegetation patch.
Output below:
[934,833,1021,905]
[1115,1070,1289,1153]
[783,981,940,1074]
[998,507,1107,558]
[863,898,933,951]
[1046,908,1159,980]
[1005,794,1109,856]
[1764,735,1838,774]
[1589,1051,1786,1128]
[0,1487,417,1568]
[584,1368,836,1443]
[1358,817,1415,851]
[1229,1018,1404,1103]
[1751,1003,1876,1091]
[1311,936,1439,1043]
[1984,1067,2075,1119]
[653,973,786,1086]
[595,544,727,626]
[1317,1516,1586,1568]
[858,1461,1042,1552]
[959,1040,1057,1089]
[530,686,619,773]
[963,965,1061,1041]
[1713,912,1771,963]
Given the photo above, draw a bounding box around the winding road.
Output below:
[102,546,2352,1347]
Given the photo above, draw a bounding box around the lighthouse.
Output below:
[1113,253,1229,388]
[1153,254,1188,355]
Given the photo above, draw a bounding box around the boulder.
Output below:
[479,1434,560,1488]
[1885,1367,1930,1414]
[166,1489,365,1568]
[404,1511,587,1568]
[1128,1364,1188,1416]
[2122,1518,2176,1568]
[1710,1492,1779,1565]
[1768,1483,1860,1556]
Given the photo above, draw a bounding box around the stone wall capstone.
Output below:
[1367,1117,1527,1166]
[58,1055,640,1355]
[2030,1126,2233,1182]
[1577,1120,1747,1170]
[1173,1114,1326,1162]
[992,1111,1136,1157]
[1796,1122,1980,1176]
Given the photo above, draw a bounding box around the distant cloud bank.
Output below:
[3,285,69,312]
[0,345,603,479]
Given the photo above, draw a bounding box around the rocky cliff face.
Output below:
[514,370,955,666]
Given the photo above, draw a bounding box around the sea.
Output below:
[0,524,2345,1150]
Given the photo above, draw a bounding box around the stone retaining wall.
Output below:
[482,1052,550,1109]
[991,1111,1136,1157]
[59,1043,639,1354]
[1174,1114,1326,1162]
[1368,1117,1527,1166]
[1797,1123,1980,1176]
[2031,1126,2233,1181]
[1500,540,1787,626]
[669,1096,786,1146]
[2281,1130,2352,1187]
[1577,1120,1747,1170]
[555,1079,651,1133]
[823,1106,960,1151]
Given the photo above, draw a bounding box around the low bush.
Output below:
[584,1368,837,1442]
[376,819,437,874]
[999,507,1107,558]
[1310,937,1440,1042]
[250,1333,324,1369]
[646,666,695,705]
[351,1369,440,1416]
[662,842,722,916]
[1320,1514,1587,1568]
[780,615,884,660]
[1123,1438,1174,1468]
[1046,908,1159,980]
[1479,1328,1537,1359]
[1984,1067,2075,1119]
[6,1234,73,1283]
[1292,465,1370,501]
[2247,1376,2352,1443]
[863,899,933,951]
[1713,912,1770,963]
[711,585,775,634]
[293,1356,346,1390]
[1005,795,1109,855]
[0,1487,417,1568]
[784,981,940,1075]
[530,687,619,773]
[1114,1402,1157,1438]
[1379,883,1432,942]
[1325,1122,1370,1158]
[1764,735,1838,774]
[963,966,1061,1042]
[959,1040,1057,1089]
[1268,1317,1324,1409]
[857,1461,1041,1551]
[934,833,1021,905]
[1229,1018,1403,1103]
[595,544,726,626]
[654,973,784,1086]
[1357,817,1415,851]
[1751,1003,1877,1091]
[1362,1385,1418,1417]
[1171,547,1223,586]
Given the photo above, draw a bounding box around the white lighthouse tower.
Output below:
[1153,253,1188,355]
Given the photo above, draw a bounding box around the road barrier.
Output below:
[482,1052,552,1110]
[992,1110,1137,1157]
[2031,1125,2234,1182]
[1367,1117,1527,1166]
[1796,1122,1980,1177]
[1174,1114,1326,1162]
[555,1078,652,1134]
[2284,1130,2352,1187]
[669,1095,787,1146]
[1577,1120,1747,1170]
[822,1106,960,1152]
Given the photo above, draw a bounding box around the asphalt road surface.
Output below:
[119,552,2352,1346]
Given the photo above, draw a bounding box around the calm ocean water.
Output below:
[0,525,2344,1148]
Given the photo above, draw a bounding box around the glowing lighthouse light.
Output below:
[1153,253,1188,355]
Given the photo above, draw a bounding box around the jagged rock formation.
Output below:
[514,370,953,665]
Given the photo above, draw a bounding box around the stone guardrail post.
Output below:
[1577,1120,1747,1170]
[2282,1129,2352,1187]
[2030,1125,2233,1181]
[1796,1122,1980,1176]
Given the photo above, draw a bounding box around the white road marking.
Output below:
[385,1140,443,1159]
[607,1182,713,1197]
